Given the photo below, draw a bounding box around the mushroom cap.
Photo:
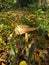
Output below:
[14,25,30,35]
[14,25,39,35]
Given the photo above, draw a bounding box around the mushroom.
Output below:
[14,25,39,43]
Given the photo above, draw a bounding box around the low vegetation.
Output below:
[0,0,49,65]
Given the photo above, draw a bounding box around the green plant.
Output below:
[28,40,38,65]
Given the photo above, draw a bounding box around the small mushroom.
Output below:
[14,25,39,43]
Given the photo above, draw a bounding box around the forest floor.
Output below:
[0,9,49,65]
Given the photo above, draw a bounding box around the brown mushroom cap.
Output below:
[14,25,39,35]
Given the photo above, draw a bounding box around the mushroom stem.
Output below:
[25,33,28,43]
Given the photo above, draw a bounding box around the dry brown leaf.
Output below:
[34,53,41,65]
[0,58,5,62]
[0,35,2,41]
[2,62,6,65]
[48,34,49,37]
